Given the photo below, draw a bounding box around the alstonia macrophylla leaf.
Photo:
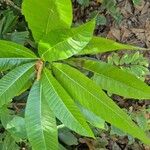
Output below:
[77,103,105,129]
[25,81,58,150]
[22,0,72,42]
[0,62,35,107]
[0,58,38,71]
[0,40,37,58]
[79,36,147,55]
[40,19,95,62]
[79,58,150,99]
[42,68,94,138]
[52,63,150,145]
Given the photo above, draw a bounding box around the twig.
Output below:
[36,60,44,81]
[4,0,21,11]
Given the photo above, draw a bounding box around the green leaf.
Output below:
[79,58,150,99]
[79,36,147,55]
[42,68,94,137]
[53,63,150,145]
[0,40,37,58]
[0,58,37,71]
[59,144,67,150]
[10,31,29,45]
[58,127,78,146]
[6,116,27,140]
[77,103,105,129]
[22,0,73,42]
[0,106,27,140]
[132,0,141,5]
[1,133,19,150]
[40,19,95,62]
[25,81,58,150]
[0,62,35,107]
[0,10,17,35]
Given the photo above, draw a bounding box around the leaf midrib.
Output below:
[44,70,89,132]
[94,73,150,97]
[39,84,47,150]
[83,61,150,94]
[54,65,144,136]
[0,58,38,60]
[0,42,36,58]
[0,64,34,98]
[42,22,93,58]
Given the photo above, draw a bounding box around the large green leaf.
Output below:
[0,40,37,58]
[77,103,105,129]
[25,81,58,150]
[77,58,150,99]
[22,0,72,42]
[42,68,94,137]
[40,19,95,62]
[0,62,35,107]
[79,36,147,55]
[53,63,150,145]
[0,58,38,71]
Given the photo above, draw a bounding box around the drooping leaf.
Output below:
[42,68,94,137]
[0,58,38,71]
[0,62,35,107]
[40,19,95,62]
[25,81,58,150]
[22,0,73,42]
[0,40,37,58]
[53,63,150,145]
[79,36,147,55]
[78,58,150,99]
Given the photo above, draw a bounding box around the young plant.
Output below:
[107,52,149,81]
[0,0,150,149]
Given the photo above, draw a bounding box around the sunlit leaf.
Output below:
[40,19,95,62]
[25,81,58,150]
[22,0,73,42]
[0,62,35,107]
[42,68,94,137]
[79,36,147,55]
[53,63,150,145]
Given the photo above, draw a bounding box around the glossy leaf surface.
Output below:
[22,0,72,42]
[79,37,147,55]
[0,40,36,58]
[0,62,35,107]
[80,58,150,99]
[0,58,37,71]
[25,81,58,150]
[53,63,150,145]
[40,19,95,61]
[42,68,94,137]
